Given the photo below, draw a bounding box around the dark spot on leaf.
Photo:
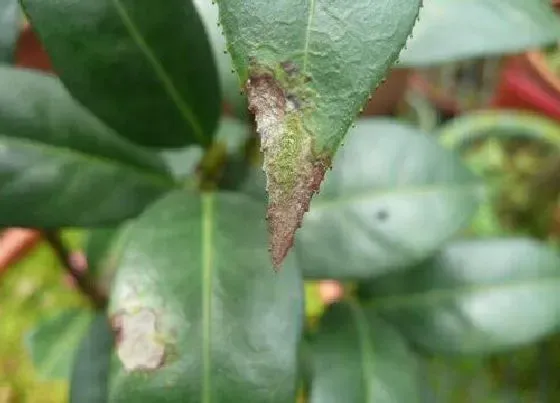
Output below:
[286,94,301,111]
[281,60,299,76]
[376,210,389,221]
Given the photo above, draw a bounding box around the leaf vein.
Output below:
[302,0,317,73]
[202,194,214,403]
[109,0,205,142]
[347,300,375,403]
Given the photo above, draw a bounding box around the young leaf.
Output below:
[21,0,221,148]
[215,0,422,268]
[0,67,174,227]
[26,308,93,380]
[361,239,560,354]
[296,119,484,279]
[309,301,420,403]
[0,0,19,63]
[400,0,560,66]
[70,314,114,403]
[108,191,304,403]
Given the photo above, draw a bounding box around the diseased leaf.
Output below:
[361,239,560,355]
[21,0,221,148]
[296,119,484,279]
[70,314,114,403]
[0,0,19,63]
[0,67,174,227]
[400,0,560,66]
[108,191,304,403]
[216,0,422,267]
[310,301,420,403]
[26,308,93,380]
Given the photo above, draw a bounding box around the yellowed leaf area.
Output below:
[0,232,86,403]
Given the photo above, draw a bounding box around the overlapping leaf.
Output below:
[0,67,174,227]
[70,314,114,403]
[193,0,247,119]
[309,301,420,403]
[296,119,484,279]
[362,239,560,354]
[21,0,221,148]
[400,0,560,66]
[0,0,19,63]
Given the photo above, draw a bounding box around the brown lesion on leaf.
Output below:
[246,61,330,269]
[111,307,166,372]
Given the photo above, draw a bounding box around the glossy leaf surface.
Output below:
[310,301,420,403]
[70,314,114,403]
[0,67,174,227]
[22,0,220,148]
[0,0,19,62]
[363,239,560,354]
[108,191,304,403]
[296,119,483,279]
[400,0,560,66]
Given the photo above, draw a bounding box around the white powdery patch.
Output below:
[113,308,165,372]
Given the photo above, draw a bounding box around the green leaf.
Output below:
[309,301,420,403]
[85,225,131,295]
[418,356,515,402]
[438,111,560,150]
[362,239,560,355]
[215,0,421,267]
[160,146,203,181]
[0,67,174,227]
[26,308,93,380]
[296,118,484,279]
[70,314,114,403]
[193,0,247,119]
[86,228,121,277]
[0,0,19,63]
[108,191,304,403]
[21,0,220,148]
[400,0,560,66]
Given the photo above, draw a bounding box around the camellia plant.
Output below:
[1,0,559,402]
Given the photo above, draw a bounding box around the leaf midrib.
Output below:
[109,0,205,142]
[347,300,375,403]
[0,134,174,188]
[201,194,214,403]
[370,275,560,311]
[302,0,317,73]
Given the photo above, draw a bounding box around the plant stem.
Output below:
[43,230,107,310]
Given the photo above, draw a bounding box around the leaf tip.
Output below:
[245,64,330,270]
